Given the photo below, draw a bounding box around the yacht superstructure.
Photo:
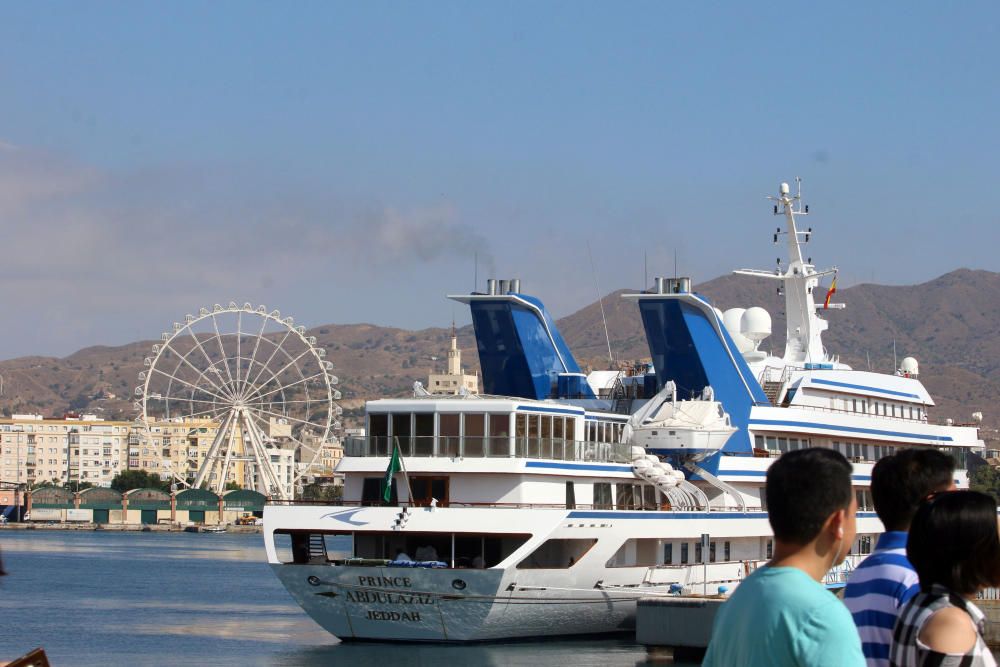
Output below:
[264,182,983,642]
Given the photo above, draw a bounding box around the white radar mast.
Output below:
[733,179,843,365]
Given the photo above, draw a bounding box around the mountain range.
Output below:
[1,269,998,435]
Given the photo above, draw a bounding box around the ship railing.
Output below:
[978,588,1000,601]
[266,498,768,512]
[343,435,632,464]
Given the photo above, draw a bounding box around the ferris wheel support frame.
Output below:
[138,302,341,500]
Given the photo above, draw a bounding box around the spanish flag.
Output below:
[823,277,837,309]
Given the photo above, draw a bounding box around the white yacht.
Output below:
[263,181,983,642]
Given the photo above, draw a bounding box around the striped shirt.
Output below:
[890,584,995,667]
[844,531,920,666]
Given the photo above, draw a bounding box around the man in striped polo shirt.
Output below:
[843,448,955,666]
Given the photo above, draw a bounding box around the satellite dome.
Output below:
[900,357,919,377]
[740,307,772,346]
[723,308,754,353]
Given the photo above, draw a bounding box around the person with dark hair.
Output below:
[703,448,864,666]
[891,491,1000,666]
[844,448,955,666]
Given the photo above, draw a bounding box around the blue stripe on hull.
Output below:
[810,378,921,399]
[525,461,632,472]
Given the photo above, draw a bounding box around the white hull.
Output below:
[265,504,878,642]
[272,564,636,641]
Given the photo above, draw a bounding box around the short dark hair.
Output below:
[765,448,853,544]
[908,490,1000,595]
[871,448,954,531]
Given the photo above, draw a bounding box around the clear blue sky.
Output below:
[0,2,997,357]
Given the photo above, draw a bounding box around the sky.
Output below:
[0,2,998,358]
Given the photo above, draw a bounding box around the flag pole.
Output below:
[393,436,414,505]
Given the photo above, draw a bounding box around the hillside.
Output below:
[1,269,998,432]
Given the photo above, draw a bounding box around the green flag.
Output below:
[382,441,402,503]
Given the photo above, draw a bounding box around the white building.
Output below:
[0,414,129,488]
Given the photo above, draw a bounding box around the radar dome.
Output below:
[723,308,754,353]
[900,357,919,377]
[740,307,772,346]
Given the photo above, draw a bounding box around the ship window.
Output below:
[368,414,388,454]
[754,435,764,450]
[515,414,527,456]
[362,477,397,506]
[909,406,914,419]
[440,414,460,457]
[766,539,773,559]
[777,437,788,452]
[464,413,485,457]
[616,483,640,510]
[414,413,434,456]
[527,416,540,458]
[695,541,703,563]
[410,476,449,507]
[681,542,689,564]
[724,541,731,561]
[607,538,662,567]
[565,481,576,510]
[392,414,412,455]
[565,419,575,443]
[852,399,858,412]
[594,483,612,509]
[643,485,657,510]
[517,538,596,569]
[709,541,717,562]
[487,413,511,458]
[540,416,552,458]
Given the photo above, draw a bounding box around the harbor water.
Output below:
[0,530,675,666]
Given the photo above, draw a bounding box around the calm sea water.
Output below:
[0,530,678,667]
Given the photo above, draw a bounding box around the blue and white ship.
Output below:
[263,181,983,642]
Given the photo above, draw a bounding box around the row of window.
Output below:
[369,412,630,447]
[840,397,924,420]
[0,424,123,433]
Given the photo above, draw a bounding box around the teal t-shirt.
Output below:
[702,566,864,667]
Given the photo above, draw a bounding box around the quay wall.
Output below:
[0,522,261,534]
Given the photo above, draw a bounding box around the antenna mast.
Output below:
[588,241,614,367]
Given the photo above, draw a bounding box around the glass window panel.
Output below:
[464,413,485,457]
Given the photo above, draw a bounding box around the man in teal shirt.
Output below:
[703,448,865,666]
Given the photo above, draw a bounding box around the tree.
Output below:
[224,481,242,491]
[111,470,170,492]
[970,465,1000,503]
[301,482,343,502]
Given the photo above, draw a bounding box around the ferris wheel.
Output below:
[136,303,340,499]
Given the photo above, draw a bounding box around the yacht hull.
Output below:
[272,564,636,642]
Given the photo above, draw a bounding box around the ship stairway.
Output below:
[308,534,328,562]
[682,461,747,512]
[762,380,783,405]
[608,375,635,415]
